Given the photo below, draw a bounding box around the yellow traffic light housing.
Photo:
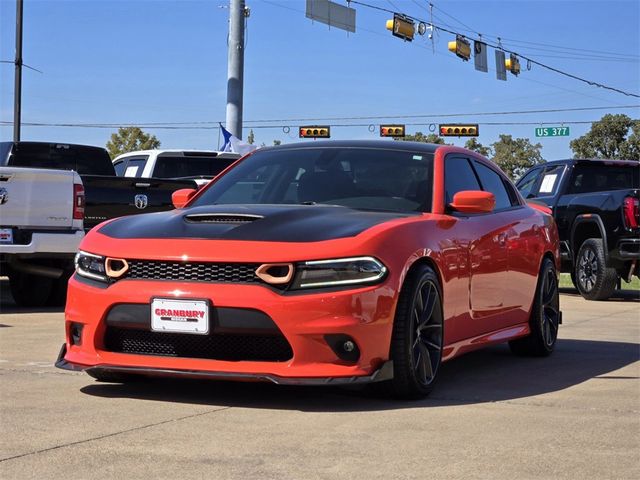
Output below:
[299,126,331,139]
[505,54,521,76]
[380,125,405,138]
[439,124,479,137]
[386,14,415,42]
[448,35,471,61]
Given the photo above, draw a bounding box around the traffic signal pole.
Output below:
[13,0,23,142]
[225,0,246,140]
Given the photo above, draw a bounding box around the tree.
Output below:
[273,139,282,146]
[491,134,544,180]
[106,126,160,159]
[570,114,640,160]
[464,138,491,157]
[398,132,447,144]
[246,129,255,145]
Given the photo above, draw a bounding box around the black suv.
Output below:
[516,159,639,300]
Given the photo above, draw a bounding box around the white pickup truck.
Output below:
[0,166,85,307]
[112,149,241,186]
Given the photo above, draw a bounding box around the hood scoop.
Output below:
[184,213,264,224]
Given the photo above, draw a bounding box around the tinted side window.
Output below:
[537,165,565,196]
[569,164,640,193]
[517,168,543,199]
[445,157,481,205]
[113,161,126,176]
[472,161,512,210]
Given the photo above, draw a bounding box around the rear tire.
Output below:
[385,264,444,399]
[47,270,73,307]
[8,270,53,308]
[574,238,617,301]
[509,258,560,357]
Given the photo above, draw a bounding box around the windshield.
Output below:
[153,156,238,178]
[192,147,434,213]
[5,142,114,175]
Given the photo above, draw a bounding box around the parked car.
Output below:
[113,149,241,186]
[57,140,560,399]
[0,165,84,306]
[516,158,639,300]
[0,142,198,231]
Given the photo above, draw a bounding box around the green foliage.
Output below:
[570,114,640,160]
[398,132,447,144]
[491,134,544,180]
[106,126,160,159]
[273,139,282,146]
[247,129,255,145]
[464,138,491,157]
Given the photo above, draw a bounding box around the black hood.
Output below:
[98,204,415,242]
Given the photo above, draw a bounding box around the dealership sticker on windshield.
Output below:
[151,298,209,334]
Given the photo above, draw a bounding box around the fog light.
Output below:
[70,323,83,346]
[324,334,360,363]
[343,340,355,352]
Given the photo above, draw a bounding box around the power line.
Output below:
[348,0,640,98]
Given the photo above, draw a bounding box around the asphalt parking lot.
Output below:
[0,281,638,480]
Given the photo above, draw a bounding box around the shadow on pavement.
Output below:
[559,286,639,302]
[80,338,639,411]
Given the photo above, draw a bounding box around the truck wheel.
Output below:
[8,270,53,308]
[509,258,559,357]
[575,238,617,301]
[47,270,73,306]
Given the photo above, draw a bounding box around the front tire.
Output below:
[574,238,617,301]
[510,258,560,357]
[386,264,444,399]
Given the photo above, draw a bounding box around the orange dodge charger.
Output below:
[56,141,561,398]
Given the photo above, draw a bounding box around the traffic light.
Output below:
[439,124,479,137]
[448,35,471,61]
[505,54,521,76]
[386,14,415,42]
[380,125,405,137]
[299,126,331,139]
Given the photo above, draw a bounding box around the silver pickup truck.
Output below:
[0,166,85,307]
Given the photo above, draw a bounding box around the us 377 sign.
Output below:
[535,126,570,137]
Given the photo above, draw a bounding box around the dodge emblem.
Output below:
[134,194,148,210]
[0,188,7,205]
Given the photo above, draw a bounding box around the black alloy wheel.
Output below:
[387,264,444,398]
[575,238,617,301]
[510,257,560,357]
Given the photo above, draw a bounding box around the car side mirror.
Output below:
[449,190,495,214]
[172,188,197,209]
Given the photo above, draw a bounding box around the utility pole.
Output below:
[225,0,246,139]
[13,0,23,142]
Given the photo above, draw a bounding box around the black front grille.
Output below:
[104,327,293,362]
[125,261,260,283]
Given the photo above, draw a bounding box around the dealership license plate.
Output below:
[151,298,209,335]
[0,228,13,244]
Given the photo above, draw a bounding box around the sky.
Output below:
[1,0,639,160]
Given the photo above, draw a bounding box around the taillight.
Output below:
[623,196,639,229]
[73,183,85,220]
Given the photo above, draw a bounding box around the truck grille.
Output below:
[104,327,293,362]
[125,261,260,283]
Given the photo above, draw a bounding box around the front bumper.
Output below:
[58,274,398,382]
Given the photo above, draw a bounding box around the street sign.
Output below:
[535,127,570,137]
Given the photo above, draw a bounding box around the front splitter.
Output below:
[54,344,394,386]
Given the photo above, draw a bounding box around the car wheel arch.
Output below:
[571,215,607,264]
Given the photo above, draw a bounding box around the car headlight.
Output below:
[74,251,107,282]
[290,256,387,289]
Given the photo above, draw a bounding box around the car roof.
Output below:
[265,140,441,154]
[544,158,639,167]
